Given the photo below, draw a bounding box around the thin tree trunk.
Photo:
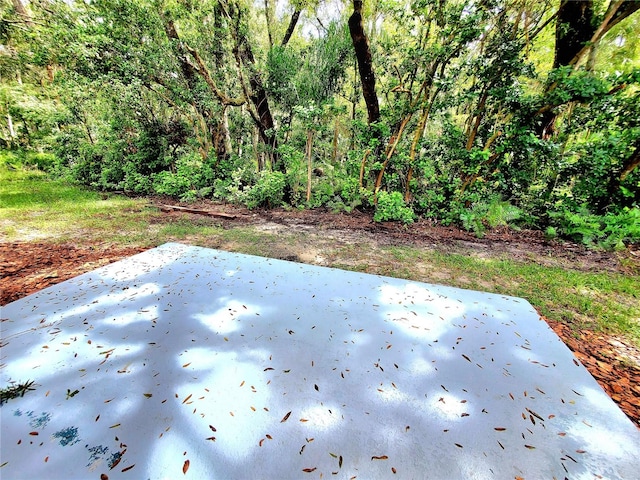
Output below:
[619,138,640,182]
[7,112,16,146]
[306,130,314,202]
[348,0,380,125]
[605,136,640,210]
[466,90,489,151]
[281,10,301,47]
[162,16,216,159]
[263,0,274,48]
[11,0,33,27]
[223,2,281,172]
[332,118,339,163]
[213,106,232,163]
[254,127,265,171]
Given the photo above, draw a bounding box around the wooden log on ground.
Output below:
[156,204,238,219]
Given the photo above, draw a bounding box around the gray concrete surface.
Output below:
[1,243,638,479]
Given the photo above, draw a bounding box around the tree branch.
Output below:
[567,0,640,69]
[184,44,246,107]
[281,10,301,47]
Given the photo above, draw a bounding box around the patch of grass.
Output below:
[213,227,304,259]
[1,167,153,243]
[156,219,221,240]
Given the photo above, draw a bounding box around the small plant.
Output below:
[460,209,485,237]
[460,196,522,237]
[545,226,558,239]
[485,199,522,228]
[1,380,36,406]
[374,190,414,224]
[244,171,286,209]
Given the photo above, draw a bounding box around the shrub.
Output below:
[550,206,640,250]
[460,197,522,237]
[374,190,414,224]
[152,170,192,197]
[244,171,286,209]
[25,152,56,171]
[149,153,216,199]
[122,162,152,194]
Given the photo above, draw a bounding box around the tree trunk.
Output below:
[537,0,640,137]
[236,36,281,172]
[619,138,640,182]
[162,16,213,159]
[281,10,301,47]
[603,136,640,211]
[348,0,380,125]
[213,106,232,164]
[7,112,16,147]
[332,118,339,163]
[254,127,265,171]
[263,0,274,48]
[537,1,596,137]
[552,1,595,69]
[11,0,33,27]
[306,130,314,202]
[162,15,243,161]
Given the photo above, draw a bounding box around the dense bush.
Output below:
[243,171,287,209]
[549,206,640,250]
[374,191,414,224]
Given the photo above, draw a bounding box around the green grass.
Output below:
[0,166,155,243]
[2,165,638,346]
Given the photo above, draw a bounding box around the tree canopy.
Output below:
[1,0,639,246]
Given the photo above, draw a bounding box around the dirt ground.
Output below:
[1,202,639,428]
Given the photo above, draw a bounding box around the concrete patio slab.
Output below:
[1,243,638,479]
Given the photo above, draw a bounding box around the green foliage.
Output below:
[279,143,306,206]
[308,180,335,209]
[557,71,640,212]
[122,163,153,194]
[266,46,301,110]
[0,149,55,172]
[545,67,610,106]
[243,171,286,209]
[151,153,214,201]
[460,197,523,238]
[1,0,638,249]
[338,176,372,212]
[374,191,414,224]
[550,206,640,250]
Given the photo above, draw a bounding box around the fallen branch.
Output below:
[156,204,238,219]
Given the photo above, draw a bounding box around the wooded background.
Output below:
[1,0,638,246]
